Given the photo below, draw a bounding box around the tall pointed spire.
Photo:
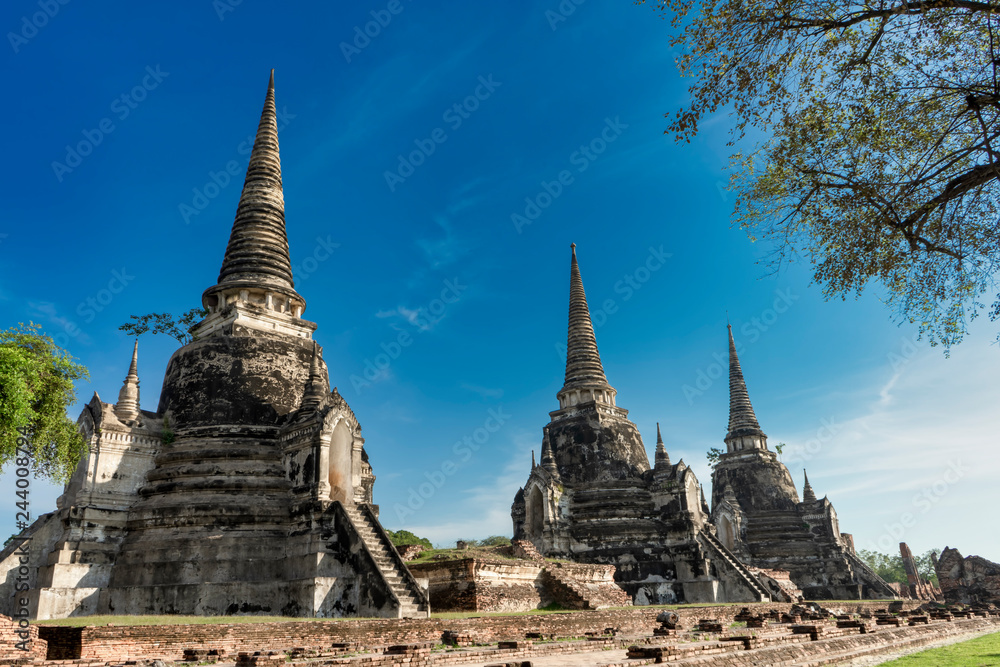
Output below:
[802,469,817,502]
[557,244,615,408]
[202,70,305,315]
[531,450,536,469]
[114,340,141,423]
[725,324,766,448]
[655,422,670,468]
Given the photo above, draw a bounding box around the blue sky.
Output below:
[2,1,997,561]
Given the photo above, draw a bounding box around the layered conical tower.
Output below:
[725,324,767,452]
[537,244,647,484]
[711,324,798,513]
[557,244,617,409]
[201,69,306,319]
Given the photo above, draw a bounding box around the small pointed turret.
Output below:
[531,450,537,469]
[300,342,327,412]
[202,70,305,317]
[557,244,617,409]
[540,437,560,478]
[802,469,817,503]
[654,422,671,468]
[114,340,141,423]
[724,324,767,452]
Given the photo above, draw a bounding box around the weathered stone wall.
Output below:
[936,547,1000,604]
[0,515,63,617]
[34,600,928,661]
[156,327,316,427]
[546,405,650,484]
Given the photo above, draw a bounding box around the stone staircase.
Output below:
[539,564,632,610]
[342,504,430,618]
[700,530,771,602]
[541,566,593,610]
[846,548,898,598]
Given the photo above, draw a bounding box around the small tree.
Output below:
[0,323,89,482]
[480,535,512,547]
[706,447,724,469]
[916,549,940,586]
[119,308,208,345]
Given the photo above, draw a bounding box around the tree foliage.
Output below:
[646,0,1000,347]
[0,323,89,482]
[706,446,725,468]
[119,308,208,345]
[859,548,940,585]
[386,529,433,549]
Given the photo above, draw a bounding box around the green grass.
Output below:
[880,631,1000,666]
[407,546,519,564]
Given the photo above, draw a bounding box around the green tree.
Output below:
[645,0,1000,348]
[706,446,724,469]
[386,529,433,549]
[858,549,907,585]
[480,535,512,547]
[916,548,940,585]
[119,308,207,345]
[0,323,89,482]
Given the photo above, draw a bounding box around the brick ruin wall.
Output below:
[35,600,930,661]
[406,558,628,612]
[0,613,47,662]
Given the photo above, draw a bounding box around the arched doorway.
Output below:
[719,515,736,551]
[528,486,544,537]
[328,421,353,504]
